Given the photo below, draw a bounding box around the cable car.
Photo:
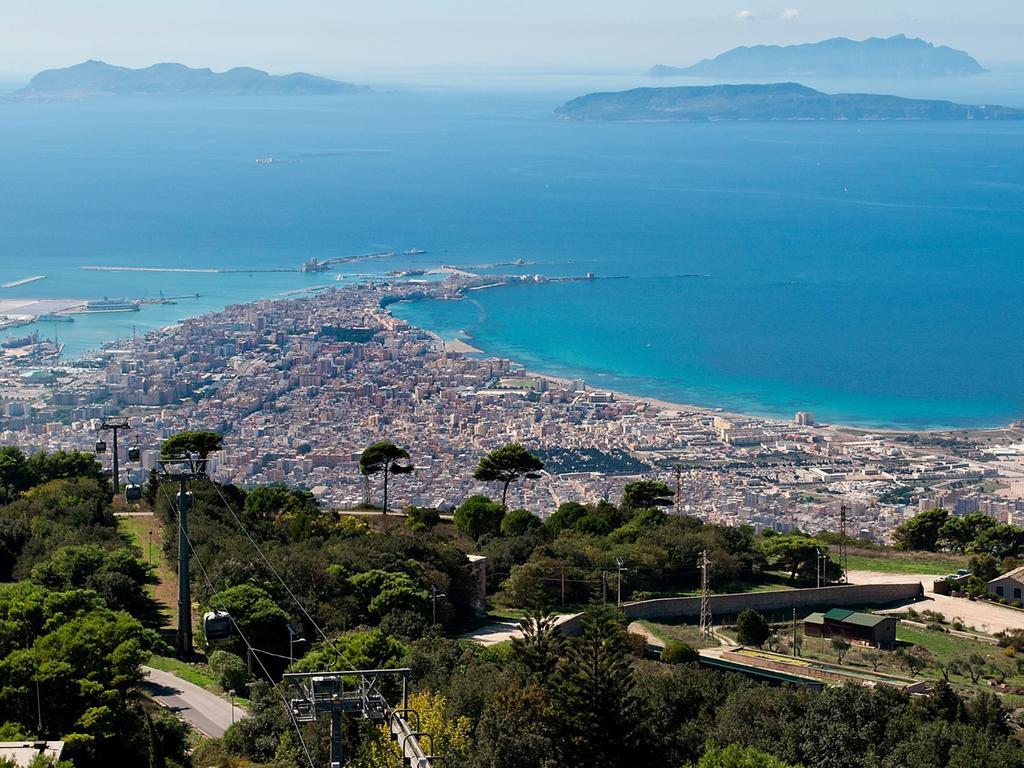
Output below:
[203,610,233,646]
[128,446,141,462]
[95,440,107,453]
[125,483,142,502]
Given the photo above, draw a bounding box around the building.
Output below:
[988,566,1024,603]
[804,609,898,649]
[0,742,65,766]
[795,411,815,426]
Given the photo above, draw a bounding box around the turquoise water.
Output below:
[2,80,1023,428]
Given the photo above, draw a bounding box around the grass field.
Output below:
[841,548,967,575]
[118,511,178,627]
[637,620,721,649]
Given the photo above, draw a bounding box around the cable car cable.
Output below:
[155,483,317,768]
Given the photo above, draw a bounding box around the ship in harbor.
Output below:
[83,298,141,313]
[404,248,428,256]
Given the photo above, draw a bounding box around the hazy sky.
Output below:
[1,0,1021,79]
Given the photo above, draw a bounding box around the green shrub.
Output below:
[662,640,700,665]
[209,650,249,693]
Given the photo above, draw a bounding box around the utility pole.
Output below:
[791,608,797,657]
[560,567,566,608]
[615,558,626,607]
[99,416,130,494]
[158,454,204,658]
[699,549,713,641]
[839,504,849,585]
[815,548,823,588]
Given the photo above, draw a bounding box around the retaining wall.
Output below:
[623,583,923,622]
[554,583,922,636]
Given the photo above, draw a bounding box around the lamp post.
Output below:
[431,584,446,625]
[228,689,235,725]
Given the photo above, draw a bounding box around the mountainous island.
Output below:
[17,60,366,98]
[650,35,987,79]
[555,82,1022,123]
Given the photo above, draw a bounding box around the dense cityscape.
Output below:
[4,275,1024,543]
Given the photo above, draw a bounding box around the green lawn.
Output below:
[841,548,966,576]
[638,620,721,649]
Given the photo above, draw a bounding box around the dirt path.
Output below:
[848,569,1024,635]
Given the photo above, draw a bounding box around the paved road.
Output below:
[142,666,247,737]
[847,569,1024,635]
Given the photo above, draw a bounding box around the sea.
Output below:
[2,70,1023,430]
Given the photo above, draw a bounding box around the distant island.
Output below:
[555,82,1023,122]
[17,60,366,98]
[650,35,986,79]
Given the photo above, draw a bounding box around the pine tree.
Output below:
[551,603,639,768]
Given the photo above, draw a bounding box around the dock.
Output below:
[2,275,47,289]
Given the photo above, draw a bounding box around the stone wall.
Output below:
[622,583,923,623]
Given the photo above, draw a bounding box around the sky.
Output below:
[0,0,1022,80]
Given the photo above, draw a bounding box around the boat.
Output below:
[83,298,141,313]
[38,314,74,322]
[256,157,275,165]
[404,248,428,256]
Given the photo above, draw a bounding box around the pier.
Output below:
[2,275,47,288]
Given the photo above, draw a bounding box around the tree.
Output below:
[207,583,291,657]
[661,641,700,665]
[621,480,674,511]
[160,430,223,464]
[831,637,852,664]
[501,508,543,537]
[552,604,639,767]
[474,444,544,509]
[512,610,563,680]
[545,501,587,536]
[735,609,771,648]
[968,524,1024,560]
[688,744,802,768]
[968,553,1000,581]
[861,649,883,672]
[208,650,249,692]
[454,495,506,540]
[359,441,413,515]
[891,508,948,552]
[940,513,997,552]
[757,535,822,583]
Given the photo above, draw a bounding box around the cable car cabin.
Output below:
[128,446,141,462]
[125,484,142,502]
[95,440,107,453]
[203,611,233,646]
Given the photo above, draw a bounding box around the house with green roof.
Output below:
[804,608,897,649]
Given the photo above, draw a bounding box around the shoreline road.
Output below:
[847,570,1024,635]
[142,666,247,738]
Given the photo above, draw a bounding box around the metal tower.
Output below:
[699,549,713,640]
[99,416,130,494]
[158,453,206,658]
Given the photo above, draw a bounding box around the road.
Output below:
[142,666,246,737]
[847,569,1024,635]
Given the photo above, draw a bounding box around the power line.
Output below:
[155,482,318,768]
[205,479,359,672]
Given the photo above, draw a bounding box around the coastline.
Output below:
[388,285,1019,436]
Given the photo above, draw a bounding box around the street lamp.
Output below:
[431,584,446,625]
[228,689,235,725]
[287,624,305,664]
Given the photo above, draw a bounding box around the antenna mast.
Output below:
[699,549,713,641]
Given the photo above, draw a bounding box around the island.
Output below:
[554,83,1023,123]
[16,60,366,98]
[650,35,986,79]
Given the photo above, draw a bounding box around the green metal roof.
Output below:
[823,608,854,621]
[822,608,891,628]
[804,612,825,625]
[841,613,890,628]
